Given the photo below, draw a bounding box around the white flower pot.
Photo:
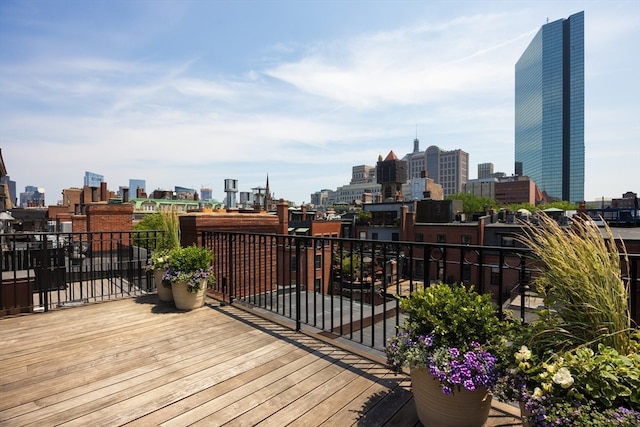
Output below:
[410,366,492,427]
[171,280,206,310]
[154,269,173,302]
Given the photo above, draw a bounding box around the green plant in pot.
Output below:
[141,210,181,301]
[165,244,215,310]
[495,215,640,426]
[384,282,514,427]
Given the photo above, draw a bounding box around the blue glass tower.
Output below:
[515,12,584,202]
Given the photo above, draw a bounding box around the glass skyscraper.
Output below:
[515,11,584,202]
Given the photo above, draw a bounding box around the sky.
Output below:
[1,0,639,206]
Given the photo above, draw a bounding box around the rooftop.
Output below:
[1,295,523,426]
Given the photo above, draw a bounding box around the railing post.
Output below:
[227,234,234,304]
[295,237,302,332]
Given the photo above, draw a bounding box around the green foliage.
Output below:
[399,283,503,352]
[517,214,632,354]
[133,210,180,251]
[134,212,164,231]
[165,245,215,293]
[356,210,372,224]
[336,253,361,278]
[445,192,498,214]
[159,209,180,251]
[504,202,537,213]
[565,343,640,409]
[167,245,213,273]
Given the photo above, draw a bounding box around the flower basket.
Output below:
[384,283,513,426]
[164,244,214,310]
[411,366,492,427]
[493,216,640,426]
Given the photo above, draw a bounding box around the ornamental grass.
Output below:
[517,213,632,354]
[159,208,180,251]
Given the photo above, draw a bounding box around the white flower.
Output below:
[515,345,531,362]
[532,387,543,400]
[552,367,574,388]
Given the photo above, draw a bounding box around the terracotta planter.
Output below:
[410,366,492,427]
[154,269,173,302]
[171,280,206,310]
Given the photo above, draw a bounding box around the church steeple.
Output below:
[264,174,271,210]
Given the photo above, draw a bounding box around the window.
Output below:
[372,232,379,240]
[437,234,446,243]
[490,267,499,285]
[415,233,424,242]
[501,236,515,247]
[314,254,321,269]
[392,233,399,241]
[461,235,472,245]
[290,255,297,272]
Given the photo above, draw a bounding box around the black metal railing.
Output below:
[1,231,163,316]
[203,230,640,352]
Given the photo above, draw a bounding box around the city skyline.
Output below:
[1,1,638,205]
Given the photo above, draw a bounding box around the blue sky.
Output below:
[1,0,638,205]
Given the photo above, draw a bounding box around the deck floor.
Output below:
[0,295,523,426]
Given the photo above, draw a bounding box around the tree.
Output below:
[445,193,499,214]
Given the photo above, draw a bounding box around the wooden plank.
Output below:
[187,354,349,427]
[6,333,277,426]
[124,345,321,426]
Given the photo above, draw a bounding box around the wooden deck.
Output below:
[0,295,523,426]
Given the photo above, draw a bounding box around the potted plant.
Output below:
[140,209,181,301]
[145,248,173,301]
[495,214,640,426]
[165,244,215,310]
[384,282,514,427]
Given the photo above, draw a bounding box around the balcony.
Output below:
[0,294,523,426]
[2,229,637,425]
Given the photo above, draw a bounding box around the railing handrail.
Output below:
[203,230,639,352]
[1,230,163,316]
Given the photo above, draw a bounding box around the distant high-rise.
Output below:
[84,171,104,188]
[477,163,494,180]
[515,11,584,202]
[402,139,468,197]
[425,146,468,197]
[129,179,146,197]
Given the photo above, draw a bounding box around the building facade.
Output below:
[424,146,469,197]
[515,11,584,202]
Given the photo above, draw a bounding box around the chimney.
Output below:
[277,199,289,235]
[122,187,129,203]
[100,182,108,202]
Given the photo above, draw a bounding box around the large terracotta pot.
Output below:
[154,269,173,302]
[410,366,492,427]
[171,280,206,310]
